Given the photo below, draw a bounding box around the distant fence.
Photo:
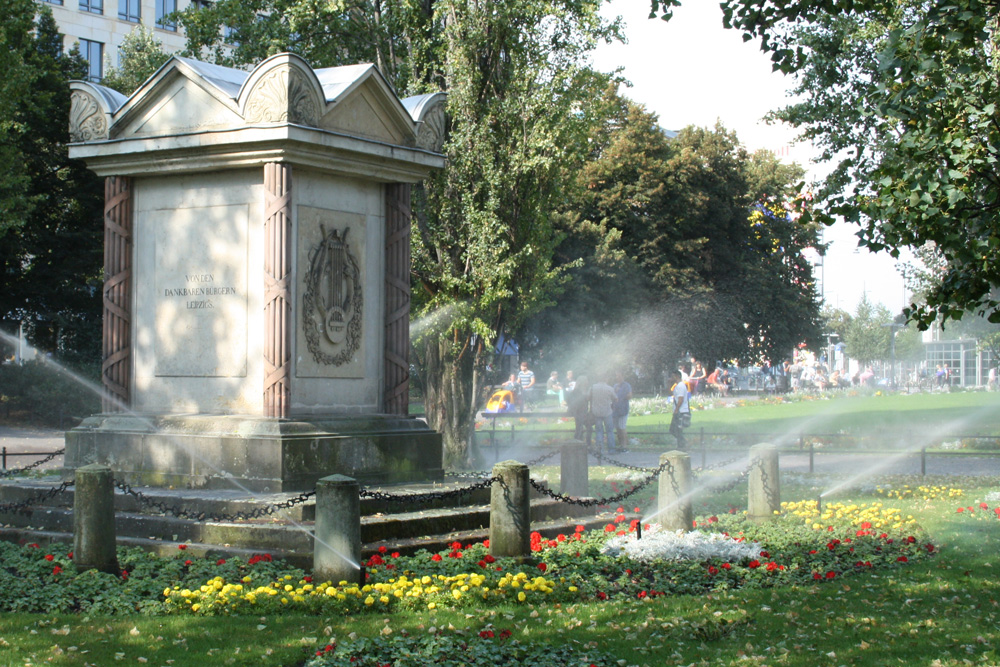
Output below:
[472,413,1000,474]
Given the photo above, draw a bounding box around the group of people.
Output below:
[490,360,694,452]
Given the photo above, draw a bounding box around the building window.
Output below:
[156,0,177,30]
[118,0,140,22]
[80,39,103,82]
[41,0,64,5]
[79,0,103,13]
[190,0,211,9]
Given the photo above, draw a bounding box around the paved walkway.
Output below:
[3,425,1000,480]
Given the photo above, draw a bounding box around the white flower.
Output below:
[602,526,762,563]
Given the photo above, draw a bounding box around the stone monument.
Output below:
[64,53,447,491]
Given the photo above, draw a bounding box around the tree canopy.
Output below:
[0,3,103,364]
[648,0,1000,329]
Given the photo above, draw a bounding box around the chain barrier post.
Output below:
[560,441,588,498]
[657,451,692,532]
[921,447,926,476]
[748,443,780,522]
[489,460,530,558]
[314,474,363,586]
[73,465,119,575]
[2,446,6,470]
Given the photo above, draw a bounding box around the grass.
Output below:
[3,474,1000,666]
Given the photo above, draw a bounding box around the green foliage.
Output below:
[526,91,822,373]
[0,360,100,427]
[844,294,893,365]
[0,5,103,362]
[101,25,171,95]
[674,0,1000,328]
[306,629,622,666]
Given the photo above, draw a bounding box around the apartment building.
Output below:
[39,0,208,82]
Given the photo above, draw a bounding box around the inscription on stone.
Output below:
[151,204,249,377]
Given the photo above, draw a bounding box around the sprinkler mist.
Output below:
[0,328,362,572]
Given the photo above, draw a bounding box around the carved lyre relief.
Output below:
[303,224,362,365]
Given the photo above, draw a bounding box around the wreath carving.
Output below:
[302,225,363,366]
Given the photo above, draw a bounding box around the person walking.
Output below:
[669,369,690,449]
[589,374,618,454]
[613,370,633,453]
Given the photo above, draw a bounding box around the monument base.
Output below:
[64,414,443,492]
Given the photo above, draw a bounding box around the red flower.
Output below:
[616,507,624,514]
[708,516,719,523]
[957,507,965,513]
[634,507,641,513]
[28,543,40,549]
[379,545,387,553]
[748,560,760,569]
[177,544,187,550]
[825,571,836,579]
[483,539,490,548]
[479,630,495,639]
[44,554,54,562]
[766,562,779,571]
[52,566,62,576]
[391,552,400,558]
[478,560,487,569]
[926,544,935,553]
[596,591,608,600]
[708,566,719,575]
[574,525,585,533]
[897,556,908,562]
[721,563,731,570]
[303,576,312,583]
[121,570,129,580]
[216,558,226,565]
[431,554,442,562]
[184,560,193,566]
[760,550,770,558]
[813,572,821,580]
[981,502,989,510]
[500,629,512,639]
[604,524,616,533]
[537,563,547,572]
[66,552,73,560]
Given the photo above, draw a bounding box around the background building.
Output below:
[39,0,202,82]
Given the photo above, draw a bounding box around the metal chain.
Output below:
[588,449,658,473]
[525,450,560,467]
[0,479,74,514]
[0,448,66,478]
[358,476,500,503]
[693,452,746,477]
[700,461,753,494]
[113,479,315,522]
[528,458,674,508]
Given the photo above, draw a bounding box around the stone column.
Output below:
[748,443,780,521]
[384,183,411,415]
[313,474,363,585]
[102,176,132,412]
[560,441,588,498]
[657,451,693,532]
[489,460,530,558]
[73,464,119,574]
[263,163,293,418]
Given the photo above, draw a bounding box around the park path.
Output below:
[3,425,1000,478]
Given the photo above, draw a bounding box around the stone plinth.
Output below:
[66,414,443,492]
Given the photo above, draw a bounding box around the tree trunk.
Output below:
[421,334,481,468]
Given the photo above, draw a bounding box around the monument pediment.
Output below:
[69,53,445,181]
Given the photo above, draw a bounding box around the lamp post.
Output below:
[882,323,904,389]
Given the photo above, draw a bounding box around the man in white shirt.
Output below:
[669,369,690,449]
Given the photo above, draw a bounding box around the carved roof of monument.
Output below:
[69,53,447,159]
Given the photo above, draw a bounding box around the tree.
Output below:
[843,295,893,366]
[0,4,104,365]
[650,0,1000,328]
[101,25,171,95]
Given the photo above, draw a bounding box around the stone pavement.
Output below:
[0,425,64,472]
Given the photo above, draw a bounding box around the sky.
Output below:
[591,0,912,316]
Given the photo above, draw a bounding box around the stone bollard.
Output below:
[748,443,781,521]
[313,474,363,585]
[489,460,530,558]
[560,441,588,498]
[73,464,119,574]
[657,451,693,532]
